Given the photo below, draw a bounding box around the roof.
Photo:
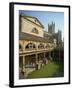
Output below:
[44,31,52,36]
[19,32,50,43]
[20,14,44,28]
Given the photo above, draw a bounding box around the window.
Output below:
[25,43,36,50]
[35,19,37,22]
[45,44,49,48]
[38,43,44,49]
[32,28,39,34]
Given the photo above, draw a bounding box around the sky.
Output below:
[19,10,64,40]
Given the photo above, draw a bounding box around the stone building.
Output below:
[19,15,55,78]
[52,30,62,45]
[48,22,55,34]
[57,30,62,44]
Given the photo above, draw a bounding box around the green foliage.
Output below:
[54,45,64,51]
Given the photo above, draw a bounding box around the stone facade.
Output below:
[20,15,44,37]
[19,15,56,79]
[48,22,55,34]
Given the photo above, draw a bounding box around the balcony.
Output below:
[19,47,54,54]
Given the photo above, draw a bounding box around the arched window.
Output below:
[32,28,39,34]
[45,43,52,48]
[45,44,49,48]
[38,43,44,49]
[25,43,36,50]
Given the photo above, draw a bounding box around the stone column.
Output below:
[49,51,52,60]
[36,53,38,63]
[49,51,51,58]
[35,53,39,70]
[44,52,45,58]
[23,56,25,72]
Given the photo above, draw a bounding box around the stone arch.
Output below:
[45,44,49,48]
[25,43,36,50]
[38,43,44,49]
[19,42,23,50]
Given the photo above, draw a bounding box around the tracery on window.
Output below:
[38,43,44,49]
[25,43,36,50]
[32,28,39,34]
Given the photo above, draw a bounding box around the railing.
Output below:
[19,47,54,54]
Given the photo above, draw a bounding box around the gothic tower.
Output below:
[48,22,55,34]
